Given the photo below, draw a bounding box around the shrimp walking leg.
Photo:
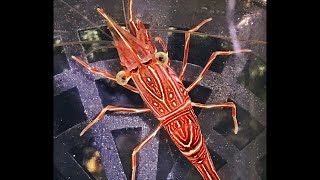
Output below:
[179,18,213,80]
[131,123,162,180]
[186,49,251,92]
[191,101,239,134]
[80,106,150,136]
[71,56,139,93]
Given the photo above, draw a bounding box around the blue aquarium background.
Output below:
[54,0,266,179]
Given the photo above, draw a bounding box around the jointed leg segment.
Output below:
[179,18,213,80]
[71,56,139,93]
[191,101,239,134]
[80,106,150,136]
[131,123,162,180]
[186,49,251,92]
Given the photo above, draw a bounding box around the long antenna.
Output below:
[58,0,112,39]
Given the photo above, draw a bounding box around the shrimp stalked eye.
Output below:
[116,71,130,85]
[155,52,168,66]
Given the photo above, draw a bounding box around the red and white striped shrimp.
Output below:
[68,0,253,179]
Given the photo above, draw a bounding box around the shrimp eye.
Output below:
[116,71,130,85]
[155,52,168,66]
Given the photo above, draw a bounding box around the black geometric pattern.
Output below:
[54,0,266,179]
